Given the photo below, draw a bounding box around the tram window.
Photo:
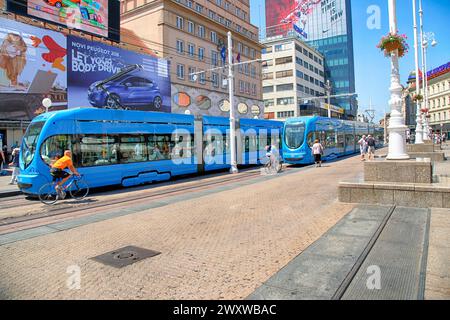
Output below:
[284,123,305,149]
[325,130,337,148]
[79,135,118,167]
[337,133,345,149]
[40,135,74,166]
[171,134,194,159]
[120,136,147,163]
[148,135,171,160]
[307,132,315,147]
[224,134,230,154]
[22,121,44,169]
[345,134,354,147]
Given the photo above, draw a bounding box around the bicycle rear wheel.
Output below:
[39,183,59,205]
[69,179,89,200]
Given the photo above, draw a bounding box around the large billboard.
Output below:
[68,36,171,112]
[266,0,347,40]
[0,17,67,120]
[6,0,120,41]
[28,0,109,38]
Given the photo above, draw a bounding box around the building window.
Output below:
[198,47,204,61]
[275,56,293,65]
[304,61,309,69]
[195,4,203,13]
[277,97,294,105]
[198,25,205,38]
[212,72,219,87]
[277,84,294,92]
[199,71,206,84]
[297,84,304,92]
[176,16,184,30]
[187,21,194,34]
[177,64,185,79]
[263,86,274,93]
[264,99,274,107]
[251,84,256,96]
[238,81,244,93]
[209,10,216,20]
[244,46,249,56]
[211,50,218,66]
[210,31,217,44]
[188,43,195,57]
[188,67,196,82]
[225,19,231,27]
[186,0,193,8]
[237,42,242,53]
[275,70,293,78]
[296,70,304,79]
[263,72,273,80]
[225,2,230,10]
[216,0,223,7]
[176,40,184,54]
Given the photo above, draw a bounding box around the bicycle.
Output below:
[39,174,89,205]
[263,156,283,175]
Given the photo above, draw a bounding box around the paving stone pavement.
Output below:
[0,154,368,300]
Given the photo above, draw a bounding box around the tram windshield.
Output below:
[284,122,305,149]
[21,121,45,169]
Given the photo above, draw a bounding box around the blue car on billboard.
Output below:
[87,64,163,109]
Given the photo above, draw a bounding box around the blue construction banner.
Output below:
[67,36,171,112]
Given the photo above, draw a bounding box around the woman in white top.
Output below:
[312,139,324,167]
[358,135,367,161]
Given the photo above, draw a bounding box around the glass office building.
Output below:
[265,0,357,119]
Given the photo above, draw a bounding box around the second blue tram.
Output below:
[282,116,384,165]
[18,108,283,196]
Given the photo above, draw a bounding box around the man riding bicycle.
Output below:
[50,150,80,198]
[265,144,281,172]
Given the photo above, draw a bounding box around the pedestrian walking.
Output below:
[366,135,376,161]
[311,139,324,167]
[8,148,20,184]
[358,135,367,161]
[0,148,5,175]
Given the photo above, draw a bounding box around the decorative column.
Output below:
[412,0,423,144]
[386,0,410,160]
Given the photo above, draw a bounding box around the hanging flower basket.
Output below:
[421,107,429,113]
[412,94,423,102]
[377,33,409,58]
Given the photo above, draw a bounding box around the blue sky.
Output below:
[250,0,450,121]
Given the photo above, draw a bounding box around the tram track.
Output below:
[0,166,288,235]
[331,205,397,300]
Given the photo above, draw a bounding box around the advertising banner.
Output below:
[266,0,347,40]
[0,17,67,120]
[68,36,171,112]
[28,0,109,38]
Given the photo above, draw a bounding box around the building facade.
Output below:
[261,36,344,120]
[264,0,356,119]
[407,62,450,139]
[121,0,264,118]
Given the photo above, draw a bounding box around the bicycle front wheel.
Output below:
[39,183,58,205]
[69,179,89,200]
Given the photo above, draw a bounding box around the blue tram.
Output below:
[282,116,384,165]
[18,108,283,195]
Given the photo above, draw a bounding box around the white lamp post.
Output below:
[227,31,238,173]
[412,0,423,144]
[421,31,437,141]
[386,0,409,160]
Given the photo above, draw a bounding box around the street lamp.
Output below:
[386,0,409,160]
[42,98,52,113]
[324,80,332,118]
[421,31,437,141]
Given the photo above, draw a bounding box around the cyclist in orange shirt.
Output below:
[50,150,80,196]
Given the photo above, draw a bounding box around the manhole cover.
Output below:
[91,246,161,268]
